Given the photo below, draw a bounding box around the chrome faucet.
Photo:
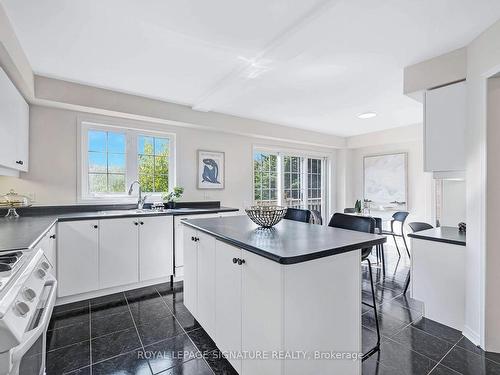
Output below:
[128,181,148,210]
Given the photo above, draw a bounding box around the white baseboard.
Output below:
[462,325,481,346]
[56,276,172,305]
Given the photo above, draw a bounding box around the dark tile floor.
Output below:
[46,241,500,375]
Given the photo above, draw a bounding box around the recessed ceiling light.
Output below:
[357,112,377,119]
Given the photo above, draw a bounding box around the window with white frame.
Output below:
[253,148,328,219]
[80,121,175,200]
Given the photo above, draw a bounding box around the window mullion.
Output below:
[277,153,283,206]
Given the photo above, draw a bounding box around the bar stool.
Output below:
[328,213,380,359]
[381,211,410,258]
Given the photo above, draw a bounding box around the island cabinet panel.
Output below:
[99,218,139,288]
[197,231,217,337]
[57,220,99,297]
[241,251,283,375]
[139,216,173,281]
[282,250,362,375]
[183,227,199,317]
[215,241,243,374]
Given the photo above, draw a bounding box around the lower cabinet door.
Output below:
[183,227,198,317]
[215,240,242,373]
[139,216,173,281]
[196,231,216,337]
[242,251,283,375]
[57,220,99,297]
[99,218,139,289]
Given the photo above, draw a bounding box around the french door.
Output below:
[253,150,328,220]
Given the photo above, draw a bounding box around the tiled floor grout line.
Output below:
[154,286,216,375]
[426,340,461,375]
[123,292,153,375]
[88,300,93,375]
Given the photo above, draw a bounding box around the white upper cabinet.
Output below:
[424,81,466,173]
[0,67,29,173]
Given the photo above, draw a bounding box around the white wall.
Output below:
[465,19,500,350]
[0,105,337,214]
[440,180,466,226]
[342,124,433,226]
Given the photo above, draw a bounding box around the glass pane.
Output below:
[154,174,169,192]
[108,174,125,193]
[108,132,126,153]
[108,153,126,173]
[262,173,270,189]
[88,130,106,152]
[89,173,107,193]
[292,157,299,172]
[88,152,106,173]
[138,155,154,175]
[254,189,261,201]
[155,138,169,155]
[262,189,269,200]
[270,175,277,189]
[138,136,154,155]
[270,189,277,200]
[155,156,168,175]
[139,173,154,192]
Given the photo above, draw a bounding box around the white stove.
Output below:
[0,248,57,375]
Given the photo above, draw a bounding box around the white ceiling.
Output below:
[3,0,500,136]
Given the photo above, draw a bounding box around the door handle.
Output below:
[49,234,56,239]
[15,160,24,165]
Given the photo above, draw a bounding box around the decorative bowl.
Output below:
[245,205,287,228]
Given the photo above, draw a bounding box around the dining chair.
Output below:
[404,222,434,294]
[283,208,311,223]
[381,211,410,258]
[328,213,380,359]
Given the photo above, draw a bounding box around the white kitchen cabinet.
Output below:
[139,216,174,281]
[196,231,217,337]
[183,227,198,317]
[99,218,139,288]
[174,212,237,277]
[424,81,466,173]
[215,241,243,373]
[0,66,29,173]
[57,220,99,297]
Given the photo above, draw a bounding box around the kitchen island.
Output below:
[181,215,386,375]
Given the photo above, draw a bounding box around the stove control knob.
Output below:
[22,288,36,301]
[37,269,46,279]
[15,301,30,317]
[40,261,50,271]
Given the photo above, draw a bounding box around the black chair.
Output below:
[284,208,311,223]
[328,213,380,359]
[404,222,434,294]
[343,208,356,213]
[382,211,410,258]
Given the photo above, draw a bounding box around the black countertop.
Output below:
[182,215,387,264]
[0,206,238,252]
[407,226,466,246]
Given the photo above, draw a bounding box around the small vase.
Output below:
[166,201,176,209]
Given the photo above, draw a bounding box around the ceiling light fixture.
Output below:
[357,112,377,119]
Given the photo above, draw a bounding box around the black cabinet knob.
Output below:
[15,160,23,165]
[237,259,245,265]
[195,237,200,242]
[191,236,195,241]
[140,221,144,225]
[232,258,238,264]
[93,225,98,229]
[49,234,56,239]
[134,222,139,226]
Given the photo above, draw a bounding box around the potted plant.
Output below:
[354,199,362,214]
[163,186,184,209]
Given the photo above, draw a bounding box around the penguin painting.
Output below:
[202,158,220,184]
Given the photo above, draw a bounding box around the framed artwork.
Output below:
[363,152,407,211]
[197,150,225,189]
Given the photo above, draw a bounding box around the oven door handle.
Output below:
[12,279,58,359]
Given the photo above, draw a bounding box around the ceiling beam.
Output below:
[191,0,336,112]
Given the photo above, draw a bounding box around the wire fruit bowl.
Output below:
[245,206,287,228]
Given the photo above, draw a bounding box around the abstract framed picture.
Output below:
[363,152,407,211]
[197,150,225,189]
